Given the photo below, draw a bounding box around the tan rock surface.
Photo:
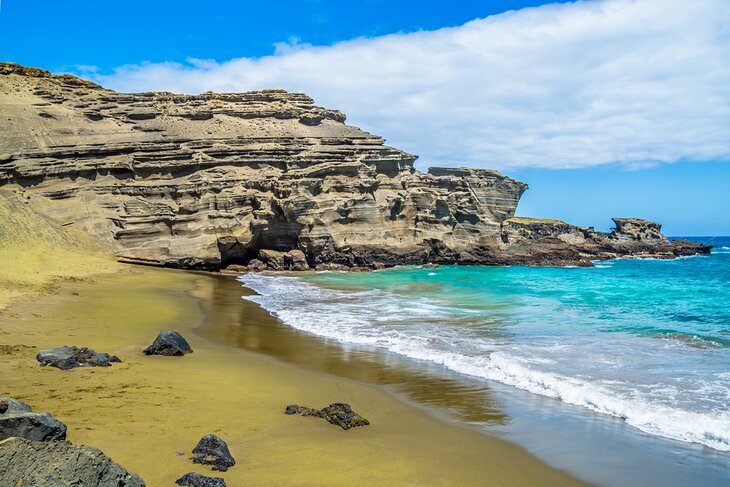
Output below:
[0,63,710,268]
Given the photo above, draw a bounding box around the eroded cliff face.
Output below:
[0,63,529,269]
[0,63,710,269]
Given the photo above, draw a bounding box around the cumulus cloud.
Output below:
[97,0,730,171]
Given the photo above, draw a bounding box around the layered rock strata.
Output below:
[0,63,710,269]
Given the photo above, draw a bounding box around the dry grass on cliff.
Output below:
[0,188,118,310]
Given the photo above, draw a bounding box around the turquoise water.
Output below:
[240,237,730,451]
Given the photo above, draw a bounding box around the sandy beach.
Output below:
[0,258,587,486]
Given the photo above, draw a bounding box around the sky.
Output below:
[1,0,728,235]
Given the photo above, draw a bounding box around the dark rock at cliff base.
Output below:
[0,438,145,486]
[247,259,268,271]
[143,331,193,356]
[176,472,226,487]
[314,263,350,272]
[0,397,67,442]
[284,403,370,430]
[36,346,121,370]
[258,249,311,271]
[285,249,310,271]
[191,435,236,472]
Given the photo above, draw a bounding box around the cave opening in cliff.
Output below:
[217,221,306,269]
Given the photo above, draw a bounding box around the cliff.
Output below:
[0,63,710,269]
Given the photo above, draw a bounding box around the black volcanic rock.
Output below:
[176,472,226,487]
[143,330,193,356]
[191,435,236,472]
[36,346,121,370]
[0,397,67,442]
[285,403,370,430]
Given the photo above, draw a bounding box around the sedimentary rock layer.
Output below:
[0,63,710,268]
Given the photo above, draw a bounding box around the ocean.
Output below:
[238,236,730,485]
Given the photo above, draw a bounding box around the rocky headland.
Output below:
[0,62,710,271]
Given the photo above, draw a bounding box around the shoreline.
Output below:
[224,262,730,487]
[0,264,586,486]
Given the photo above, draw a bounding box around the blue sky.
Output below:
[0,1,570,71]
[1,0,728,235]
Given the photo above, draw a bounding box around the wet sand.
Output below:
[0,265,587,486]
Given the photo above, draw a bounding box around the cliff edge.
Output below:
[0,63,710,269]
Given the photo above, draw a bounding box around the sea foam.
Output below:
[239,272,730,451]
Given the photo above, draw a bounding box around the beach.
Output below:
[0,262,585,486]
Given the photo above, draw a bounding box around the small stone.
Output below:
[247,259,267,272]
[221,264,248,273]
[191,434,236,472]
[284,405,322,417]
[143,331,193,356]
[314,263,349,272]
[175,472,226,487]
[36,346,121,370]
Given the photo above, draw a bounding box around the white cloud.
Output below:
[97,0,730,171]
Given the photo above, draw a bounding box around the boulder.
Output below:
[36,346,121,370]
[0,437,145,486]
[143,331,193,356]
[176,472,226,487]
[284,249,310,271]
[422,263,440,269]
[191,435,236,472]
[284,402,369,430]
[0,397,32,415]
[0,397,67,442]
[258,249,286,270]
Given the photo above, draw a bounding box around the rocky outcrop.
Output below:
[143,331,193,356]
[497,217,709,265]
[0,397,67,442]
[36,346,121,369]
[0,437,145,486]
[285,403,370,430]
[0,63,711,268]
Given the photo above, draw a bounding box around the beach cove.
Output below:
[0,262,586,486]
